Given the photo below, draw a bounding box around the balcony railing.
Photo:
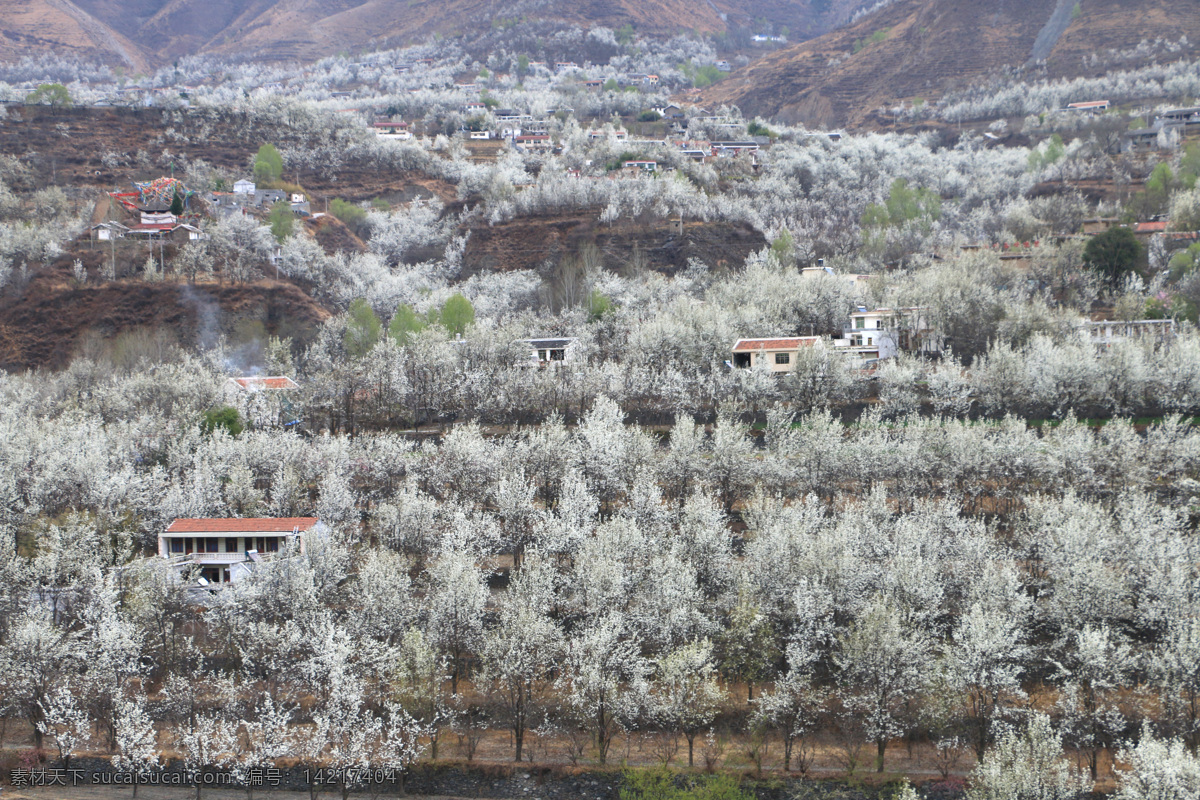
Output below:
[166,551,254,565]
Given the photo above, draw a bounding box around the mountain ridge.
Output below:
[704,0,1200,128]
[0,0,880,67]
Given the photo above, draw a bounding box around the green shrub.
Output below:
[201,406,243,437]
[25,83,71,106]
[619,769,754,800]
[329,198,368,234]
[588,289,613,320]
[389,303,427,345]
[438,293,475,336]
[268,201,294,242]
[747,120,773,137]
[1083,226,1143,287]
[853,28,891,53]
[253,143,283,185]
[344,298,382,357]
[679,60,725,89]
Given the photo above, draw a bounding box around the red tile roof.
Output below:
[166,517,319,533]
[1134,221,1168,233]
[732,337,819,352]
[229,376,299,390]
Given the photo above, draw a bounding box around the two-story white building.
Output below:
[731,307,940,370]
[829,308,900,363]
[159,517,324,586]
[834,307,941,361]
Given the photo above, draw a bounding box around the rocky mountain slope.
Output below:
[0,0,878,67]
[705,0,1200,128]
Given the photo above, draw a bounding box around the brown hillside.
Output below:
[0,254,330,372]
[706,0,1200,129]
[0,0,151,70]
[0,106,455,205]
[461,212,766,278]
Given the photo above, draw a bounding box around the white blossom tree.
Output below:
[651,639,725,767]
[37,682,89,771]
[1151,617,1200,756]
[112,689,160,799]
[835,597,932,773]
[965,713,1091,800]
[1115,727,1200,800]
[558,614,649,765]
[478,558,561,762]
[754,639,824,774]
[1053,624,1135,780]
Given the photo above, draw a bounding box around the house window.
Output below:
[170,539,184,554]
[867,337,873,345]
[184,537,193,554]
[876,320,882,328]
[205,537,220,553]
[775,352,791,365]
[549,349,565,361]
[226,537,239,554]
[265,537,279,552]
[855,318,865,329]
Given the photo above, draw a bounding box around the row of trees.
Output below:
[2,387,1200,788]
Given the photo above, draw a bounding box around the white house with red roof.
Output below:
[160,517,324,585]
[224,376,300,394]
[731,337,821,371]
[222,376,301,429]
[373,121,411,140]
[732,307,941,371]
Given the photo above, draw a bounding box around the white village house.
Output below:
[800,264,876,291]
[731,337,821,371]
[223,375,301,397]
[1086,318,1176,347]
[829,308,903,362]
[732,307,941,369]
[521,337,580,366]
[223,376,301,428]
[159,517,326,585]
